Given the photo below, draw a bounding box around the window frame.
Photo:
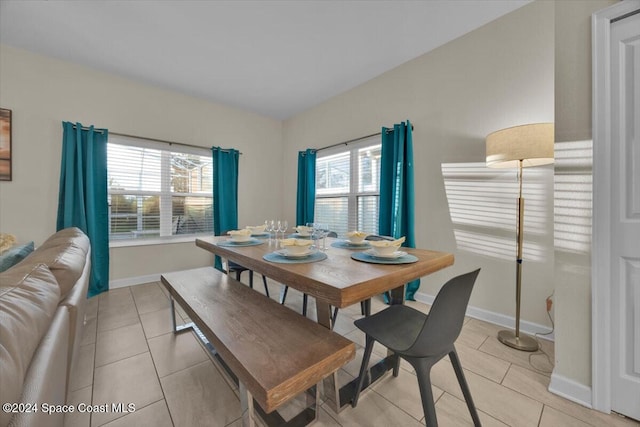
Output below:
[107,135,213,247]
[314,136,381,235]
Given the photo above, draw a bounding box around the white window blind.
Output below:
[107,135,213,242]
[314,138,381,236]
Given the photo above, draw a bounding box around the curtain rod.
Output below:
[314,124,415,153]
[70,125,242,154]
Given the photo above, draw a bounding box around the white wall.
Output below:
[0,45,283,281]
[283,1,555,328]
[0,0,611,399]
[552,0,616,395]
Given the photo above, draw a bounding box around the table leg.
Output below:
[317,301,341,412]
[321,286,407,412]
[240,382,256,427]
[389,284,406,305]
[388,284,405,376]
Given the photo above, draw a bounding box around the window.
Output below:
[107,135,213,242]
[314,138,381,236]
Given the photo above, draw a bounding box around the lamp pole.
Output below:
[498,159,539,351]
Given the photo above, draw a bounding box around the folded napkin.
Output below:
[346,231,368,238]
[228,229,251,236]
[280,238,313,247]
[369,236,405,247]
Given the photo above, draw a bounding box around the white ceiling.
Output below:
[0,0,531,120]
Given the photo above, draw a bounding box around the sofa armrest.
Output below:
[8,307,69,427]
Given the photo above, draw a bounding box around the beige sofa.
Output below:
[0,228,91,427]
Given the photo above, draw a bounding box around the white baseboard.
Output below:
[413,291,555,341]
[109,273,161,289]
[549,373,593,408]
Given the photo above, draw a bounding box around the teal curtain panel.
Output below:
[212,146,240,271]
[296,149,316,226]
[57,121,109,297]
[378,120,420,300]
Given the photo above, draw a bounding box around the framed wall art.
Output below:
[0,108,11,181]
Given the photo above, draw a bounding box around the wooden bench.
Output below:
[161,267,356,427]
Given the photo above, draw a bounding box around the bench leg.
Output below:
[170,296,178,332]
[240,382,257,427]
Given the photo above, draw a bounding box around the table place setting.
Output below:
[286,224,313,239]
[245,224,269,237]
[216,229,265,247]
[263,238,328,263]
[331,230,372,249]
[350,236,418,264]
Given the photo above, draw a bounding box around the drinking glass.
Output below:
[307,222,319,249]
[278,220,288,248]
[318,223,330,251]
[265,220,275,245]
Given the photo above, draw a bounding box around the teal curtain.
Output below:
[379,120,419,300]
[57,122,109,297]
[296,149,316,226]
[212,146,239,271]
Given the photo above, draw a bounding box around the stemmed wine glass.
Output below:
[306,222,318,249]
[277,220,288,248]
[317,223,330,251]
[265,220,275,245]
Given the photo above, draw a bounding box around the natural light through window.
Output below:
[441,162,552,261]
[314,138,381,236]
[553,140,592,254]
[107,135,213,242]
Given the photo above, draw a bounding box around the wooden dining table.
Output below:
[195,235,454,412]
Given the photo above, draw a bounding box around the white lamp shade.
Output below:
[486,123,554,168]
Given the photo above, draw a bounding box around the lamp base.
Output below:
[497,330,539,352]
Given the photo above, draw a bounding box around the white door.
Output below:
[610,10,640,421]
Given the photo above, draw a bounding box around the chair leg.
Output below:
[248,270,254,289]
[235,270,242,281]
[449,349,481,427]
[331,306,338,325]
[392,353,401,377]
[362,299,371,316]
[411,359,439,427]
[302,294,308,316]
[352,335,375,408]
[262,275,269,297]
[280,286,288,304]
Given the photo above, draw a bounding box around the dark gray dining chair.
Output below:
[220,231,269,297]
[228,261,270,297]
[352,268,482,427]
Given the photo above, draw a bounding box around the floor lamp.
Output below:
[486,123,554,352]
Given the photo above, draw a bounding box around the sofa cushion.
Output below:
[21,228,90,300]
[0,263,61,427]
[0,242,34,273]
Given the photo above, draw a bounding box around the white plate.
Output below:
[364,249,407,259]
[276,249,314,259]
[227,239,251,243]
[343,239,368,246]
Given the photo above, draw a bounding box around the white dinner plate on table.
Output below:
[275,249,315,259]
[364,249,407,260]
[342,240,369,246]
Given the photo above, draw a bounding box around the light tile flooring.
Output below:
[63,278,640,427]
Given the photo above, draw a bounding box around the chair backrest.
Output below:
[406,268,480,357]
[327,231,338,238]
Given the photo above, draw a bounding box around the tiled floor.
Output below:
[63,278,639,427]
